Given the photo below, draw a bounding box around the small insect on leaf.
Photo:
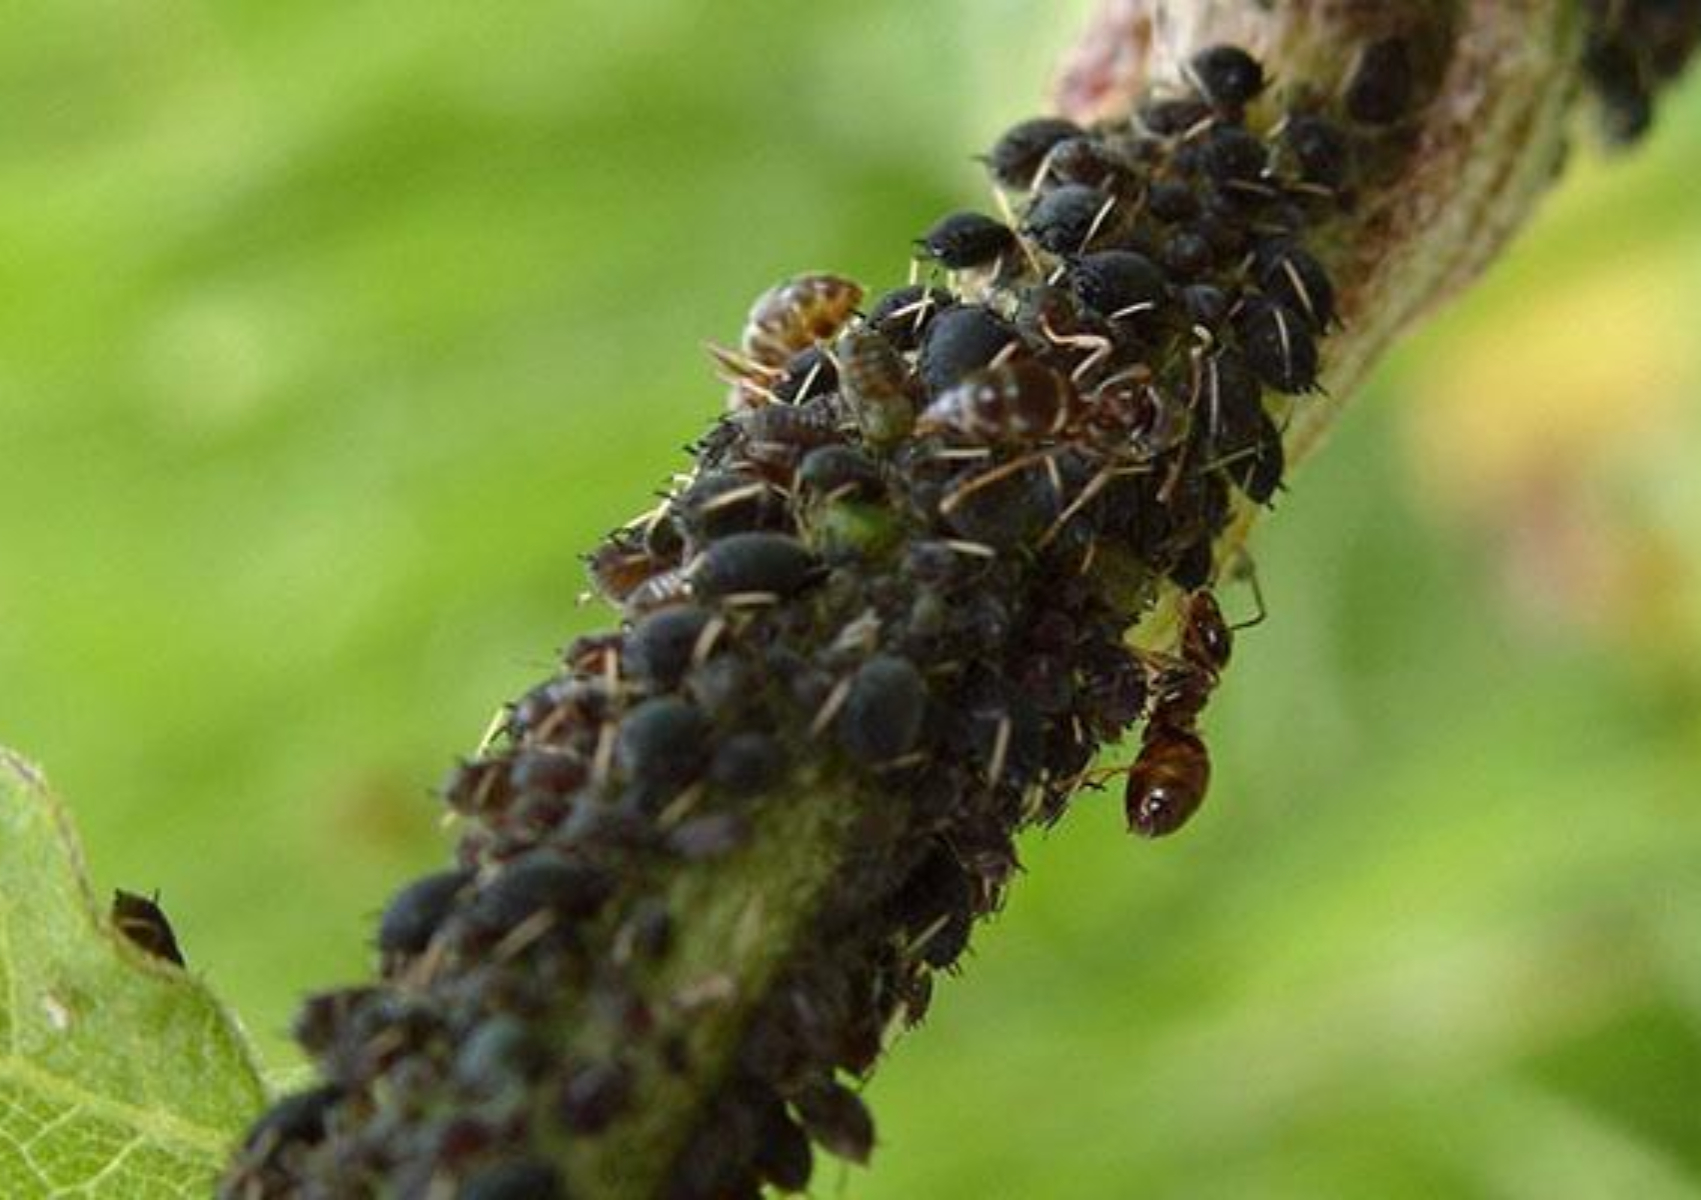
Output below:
[111,888,186,967]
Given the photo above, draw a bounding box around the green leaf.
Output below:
[0,749,265,1198]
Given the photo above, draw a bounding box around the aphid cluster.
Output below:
[225,41,1378,1200]
[1582,0,1701,142]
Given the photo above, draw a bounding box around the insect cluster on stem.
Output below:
[221,35,1437,1200]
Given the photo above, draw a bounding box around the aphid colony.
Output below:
[1582,0,1701,142]
[226,40,1400,1200]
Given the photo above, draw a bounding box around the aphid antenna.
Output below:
[696,479,776,515]
[942,538,999,559]
[689,616,727,668]
[985,714,1014,792]
[656,783,708,831]
[928,445,995,463]
[719,591,783,610]
[993,187,1048,277]
[492,908,559,964]
[808,677,853,739]
[1108,300,1158,322]
[590,721,617,789]
[473,706,509,757]
[1044,262,1070,288]
[1078,193,1119,253]
[939,448,1059,517]
[988,339,1023,370]
[1036,462,1115,549]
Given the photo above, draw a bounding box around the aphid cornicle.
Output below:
[111,889,186,966]
[917,359,1080,444]
[739,273,864,371]
[983,115,1083,188]
[915,211,1017,270]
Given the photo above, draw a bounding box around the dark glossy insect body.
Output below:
[1188,45,1266,109]
[837,655,928,763]
[111,889,185,966]
[1200,125,1268,184]
[770,346,838,404]
[244,1084,344,1150]
[1068,249,1165,319]
[468,852,616,934]
[1282,114,1352,190]
[837,327,915,448]
[793,1081,875,1165]
[740,274,864,371]
[1345,37,1416,125]
[916,211,1016,269]
[797,445,883,500]
[692,532,819,599]
[1256,240,1337,331]
[377,869,474,959]
[752,1095,814,1192]
[1043,137,1134,191]
[1138,95,1213,136]
[865,284,951,351]
[627,605,714,689]
[616,697,710,790]
[1237,297,1319,393]
[1125,729,1211,837]
[1147,178,1200,222]
[1023,184,1114,255]
[984,115,1083,188]
[1163,230,1215,278]
[916,305,1019,397]
[917,360,1080,444]
[1123,589,1235,839]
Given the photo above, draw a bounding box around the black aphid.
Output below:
[916,305,1019,397]
[111,889,186,966]
[692,532,819,598]
[1282,113,1352,190]
[916,211,1017,269]
[377,869,474,958]
[627,606,714,689]
[1236,297,1319,393]
[1255,240,1337,330]
[1188,45,1266,109]
[468,852,615,933]
[983,116,1083,188]
[244,1084,344,1150]
[794,1081,875,1164]
[837,656,928,763]
[865,284,951,351]
[616,696,711,790]
[797,445,884,500]
[1023,183,1114,254]
[1068,249,1166,319]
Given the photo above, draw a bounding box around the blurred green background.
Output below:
[4,3,1700,1196]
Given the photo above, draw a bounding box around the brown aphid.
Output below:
[741,273,864,372]
[1125,729,1211,838]
[915,360,1082,445]
[837,326,915,449]
[112,889,185,966]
